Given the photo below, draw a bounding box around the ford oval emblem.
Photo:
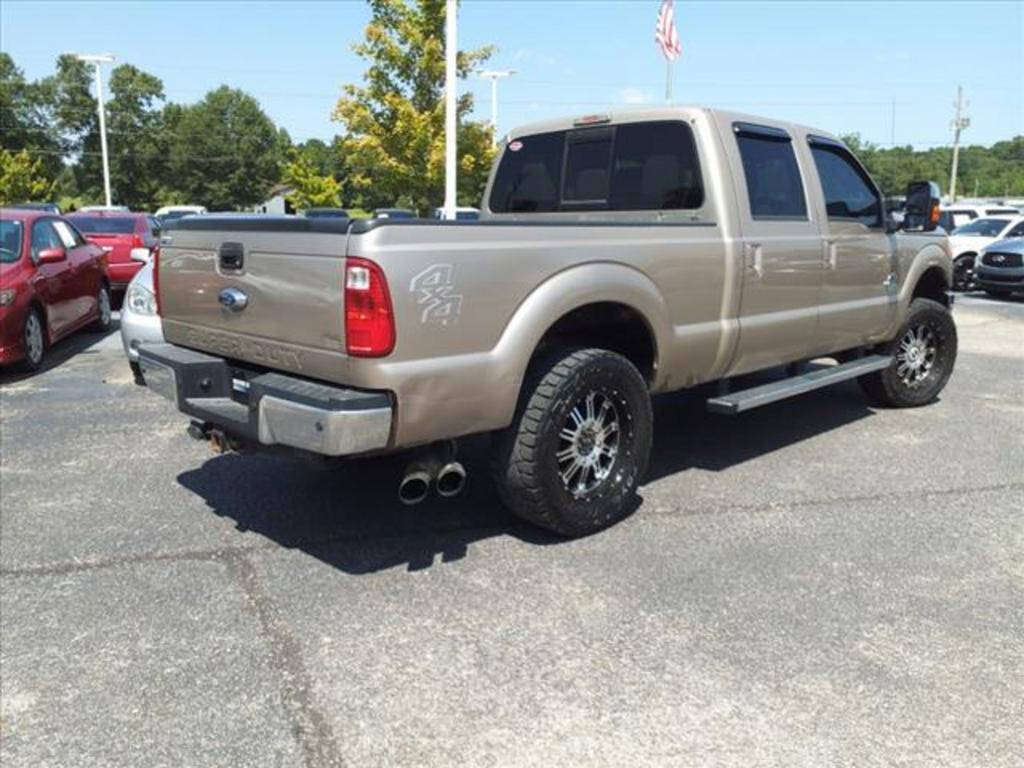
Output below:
[218,287,248,311]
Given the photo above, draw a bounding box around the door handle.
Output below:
[744,243,763,279]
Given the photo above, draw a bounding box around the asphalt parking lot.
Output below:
[1,294,1022,768]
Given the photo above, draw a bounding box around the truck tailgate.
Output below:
[157,217,351,374]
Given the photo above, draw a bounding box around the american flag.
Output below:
[655,0,682,61]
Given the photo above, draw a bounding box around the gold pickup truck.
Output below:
[140,107,956,537]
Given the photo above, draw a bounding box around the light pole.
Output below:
[73,53,116,208]
[442,0,457,221]
[476,69,516,146]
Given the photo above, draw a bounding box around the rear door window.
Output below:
[733,124,807,219]
[52,220,86,248]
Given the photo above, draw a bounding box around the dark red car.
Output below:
[0,209,112,370]
[66,210,161,291]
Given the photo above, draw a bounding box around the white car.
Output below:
[155,205,207,225]
[431,206,480,221]
[79,204,130,212]
[938,203,1020,233]
[948,215,1024,291]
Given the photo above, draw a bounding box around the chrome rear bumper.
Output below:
[137,343,392,456]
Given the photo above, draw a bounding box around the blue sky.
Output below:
[2,0,1021,149]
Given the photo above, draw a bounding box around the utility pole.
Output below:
[948,85,970,203]
[476,69,516,146]
[72,53,116,208]
[442,0,457,221]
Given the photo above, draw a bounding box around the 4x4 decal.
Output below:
[410,264,463,325]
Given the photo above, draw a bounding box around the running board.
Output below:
[706,355,892,415]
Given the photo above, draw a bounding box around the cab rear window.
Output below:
[489,121,704,213]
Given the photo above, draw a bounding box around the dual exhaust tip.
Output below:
[398,457,467,505]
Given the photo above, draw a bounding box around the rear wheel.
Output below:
[858,298,957,407]
[20,307,45,371]
[91,283,112,332]
[492,348,652,537]
[951,254,974,292]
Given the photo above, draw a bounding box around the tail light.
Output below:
[345,257,394,357]
[130,232,152,263]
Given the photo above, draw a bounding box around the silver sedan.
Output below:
[120,260,164,381]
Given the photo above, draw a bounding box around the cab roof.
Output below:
[503,105,842,147]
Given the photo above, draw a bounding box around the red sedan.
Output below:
[66,210,160,290]
[0,208,112,371]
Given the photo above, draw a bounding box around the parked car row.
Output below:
[938,202,1021,233]
[947,214,1024,291]
[0,200,197,370]
[0,208,112,370]
[973,237,1024,297]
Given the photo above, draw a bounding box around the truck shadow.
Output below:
[176,436,565,575]
[646,378,875,481]
[177,377,875,575]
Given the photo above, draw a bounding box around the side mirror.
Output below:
[36,246,67,264]
[130,247,152,264]
[902,180,941,232]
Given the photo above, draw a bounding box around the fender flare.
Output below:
[898,242,953,307]
[490,262,673,399]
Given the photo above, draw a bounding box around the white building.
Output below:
[254,184,296,214]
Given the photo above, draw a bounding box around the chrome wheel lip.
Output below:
[24,312,44,364]
[98,287,111,326]
[895,323,937,388]
[556,389,621,499]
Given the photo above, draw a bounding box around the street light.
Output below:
[70,53,116,208]
[442,0,457,221]
[476,69,517,146]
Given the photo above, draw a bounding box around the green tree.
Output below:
[0,149,55,204]
[106,64,166,208]
[332,0,496,214]
[282,147,342,209]
[166,86,283,209]
[0,53,62,184]
[842,132,1024,198]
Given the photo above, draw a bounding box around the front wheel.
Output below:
[858,297,957,407]
[492,348,653,537]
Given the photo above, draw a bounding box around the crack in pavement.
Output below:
[222,550,347,768]
[2,481,1020,579]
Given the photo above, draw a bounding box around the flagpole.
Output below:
[666,58,672,104]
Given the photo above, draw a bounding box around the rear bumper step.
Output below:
[706,354,892,415]
[137,343,392,456]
